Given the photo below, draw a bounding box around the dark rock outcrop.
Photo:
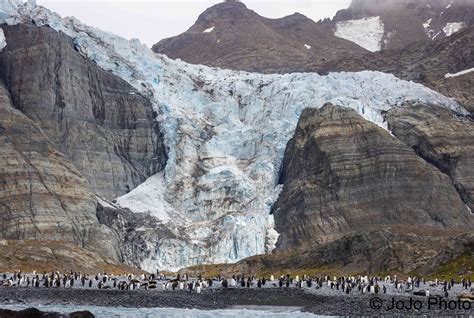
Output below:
[0,307,94,318]
[0,82,120,260]
[0,24,166,199]
[272,104,473,251]
[386,104,474,211]
[152,1,367,73]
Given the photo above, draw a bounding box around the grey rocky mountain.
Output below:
[152,0,368,73]
[272,104,473,251]
[386,104,474,211]
[0,24,166,200]
[0,23,167,265]
[0,80,121,261]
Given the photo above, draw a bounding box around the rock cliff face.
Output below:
[272,104,473,251]
[152,1,367,73]
[0,24,166,199]
[0,82,120,260]
[0,23,170,266]
[386,104,474,211]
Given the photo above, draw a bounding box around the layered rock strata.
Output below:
[272,104,473,250]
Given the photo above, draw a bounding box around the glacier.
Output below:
[0,0,469,271]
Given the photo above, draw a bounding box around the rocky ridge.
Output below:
[0,24,166,200]
[272,104,473,251]
[0,14,166,266]
[152,1,368,73]
[386,104,474,211]
[0,81,120,260]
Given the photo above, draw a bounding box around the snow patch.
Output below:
[304,44,311,50]
[0,28,6,51]
[423,18,435,39]
[265,213,279,252]
[335,16,384,52]
[443,22,465,36]
[203,26,215,33]
[116,173,175,223]
[445,68,474,78]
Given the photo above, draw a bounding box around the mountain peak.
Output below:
[152,1,367,73]
[196,0,250,22]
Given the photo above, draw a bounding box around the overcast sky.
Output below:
[36,0,351,47]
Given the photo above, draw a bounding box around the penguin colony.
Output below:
[0,270,472,299]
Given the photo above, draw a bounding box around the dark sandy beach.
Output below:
[0,287,472,316]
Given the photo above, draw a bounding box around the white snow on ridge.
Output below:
[203,26,215,33]
[443,22,465,36]
[423,18,432,30]
[445,68,474,78]
[1,1,469,271]
[335,16,384,52]
[423,18,435,39]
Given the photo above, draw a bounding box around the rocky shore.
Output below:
[0,288,472,316]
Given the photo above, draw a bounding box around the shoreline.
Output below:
[0,287,472,316]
